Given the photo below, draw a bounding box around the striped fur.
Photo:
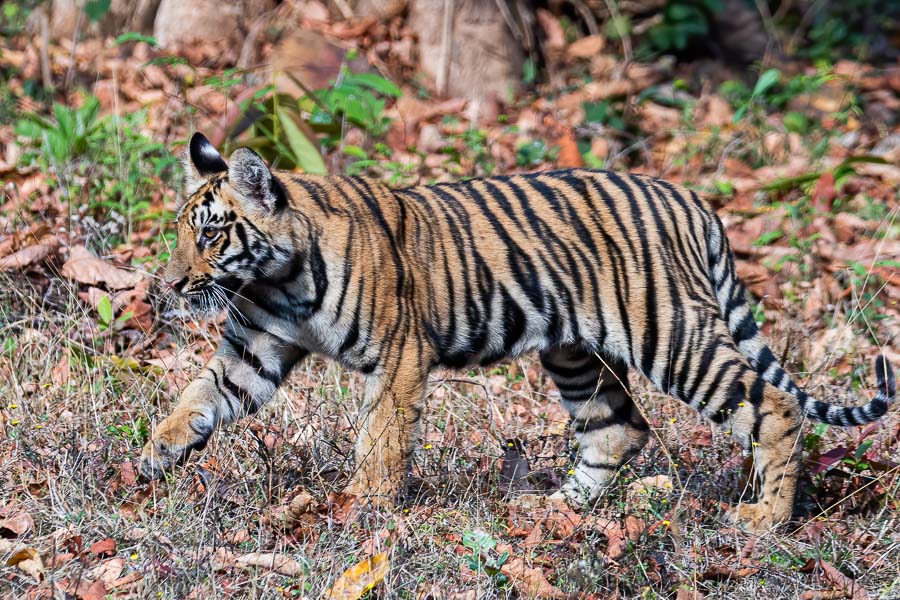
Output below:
[140,134,895,531]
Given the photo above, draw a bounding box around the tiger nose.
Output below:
[164,275,188,293]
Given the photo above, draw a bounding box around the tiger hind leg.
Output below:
[667,326,802,531]
[540,346,649,503]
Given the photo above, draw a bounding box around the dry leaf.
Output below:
[61,245,143,290]
[568,35,605,59]
[0,505,34,538]
[324,552,390,599]
[89,537,117,557]
[89,557,125,585]
[0,237,59,270]
[799,559,869,600]
[500,557,565,599]
[7,547,44,581]
[235,552,306,577]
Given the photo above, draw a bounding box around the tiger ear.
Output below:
[183,133,227,196]
[228,147,279,212]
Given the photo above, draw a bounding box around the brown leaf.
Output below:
[0,505,34,538]
[89,557,125,585]
[235,552,307,577]
[74,579,108,600]
[536,9,566,50]
[89,537,117,557]
[500,557,565,599]
[324,552,390,599]
[7,547,43,581]
[556,130,583,168]
[568,35,605,59]
[0,237,59,270]
[799,559,869,600]
[811,172,836,213]
[61,245,143,290]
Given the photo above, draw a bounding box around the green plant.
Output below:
[96,295,134,333]
[234,68,401,174]
[106,416,150,447]
[516,139,554,167]
[15,96,177,247]
[461,530,509,588]
[640,0,722,56]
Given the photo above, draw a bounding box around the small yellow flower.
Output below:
[752,441,760,447]
[669,418,677,424]
[131,553,139,560]
[738,402,745,408]
[10,419,19,425]
[507,441,514,447]
[8,404,17,409]
[673,463,679,468]
[726,430,732,435]
[662,520,671,527]
[424,444,433,450]
[568,469,575,475]
[35,424,43,429]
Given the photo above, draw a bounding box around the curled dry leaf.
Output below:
[61,245,144,290]
[0,235,59,270]
[88,537,117,557]
[500,556,565,599]
[567,35,605,59]
[800,558,869,600]
[324,552,390,600]
[7,547,44,581]
[235,552,306,577]
[0,505,34,538]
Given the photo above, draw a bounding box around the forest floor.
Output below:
[1,6,899,600]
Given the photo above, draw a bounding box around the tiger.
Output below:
[140,132,895,531]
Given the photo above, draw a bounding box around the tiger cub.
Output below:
[140,133,895,530]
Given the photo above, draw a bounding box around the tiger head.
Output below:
[163,133,298,316]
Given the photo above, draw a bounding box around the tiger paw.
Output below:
[727,503,789,533]
[139,411,212,480]
[549,476,602,507]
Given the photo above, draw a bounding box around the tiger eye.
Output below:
[203,227,218,239]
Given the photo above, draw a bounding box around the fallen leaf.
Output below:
[74,579,108,600]
[0,236,59,270]
[0,505,34,538]
[61,245,143,290]
[536,9,566,50]
[89,537,117,557]
[7,547,43,581]
[556,130,583,168]
[89,557,125,585]
[324,552,390,599]
[568,35,605,59]
[500,556,565,599]
[235,552,306,577]
[799,558,869,600]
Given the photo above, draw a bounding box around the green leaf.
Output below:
[753,230,784,247]
[276,108,327,175]
[343,72,402,97]
[114,32,159,47]
[84,0,111,22]
[462,530,496,553]
[97,295,113,328]
[752,69,781,98]
[342,145,368,159]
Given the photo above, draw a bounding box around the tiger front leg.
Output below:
[140,323,306,480]
[346,356,429,508]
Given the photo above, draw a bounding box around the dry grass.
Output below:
[1,266,898,600]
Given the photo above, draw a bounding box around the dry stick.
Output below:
[332,0,354,19]
[436,0,455,97]
[37,10,53,92]
[567,0,600,36]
